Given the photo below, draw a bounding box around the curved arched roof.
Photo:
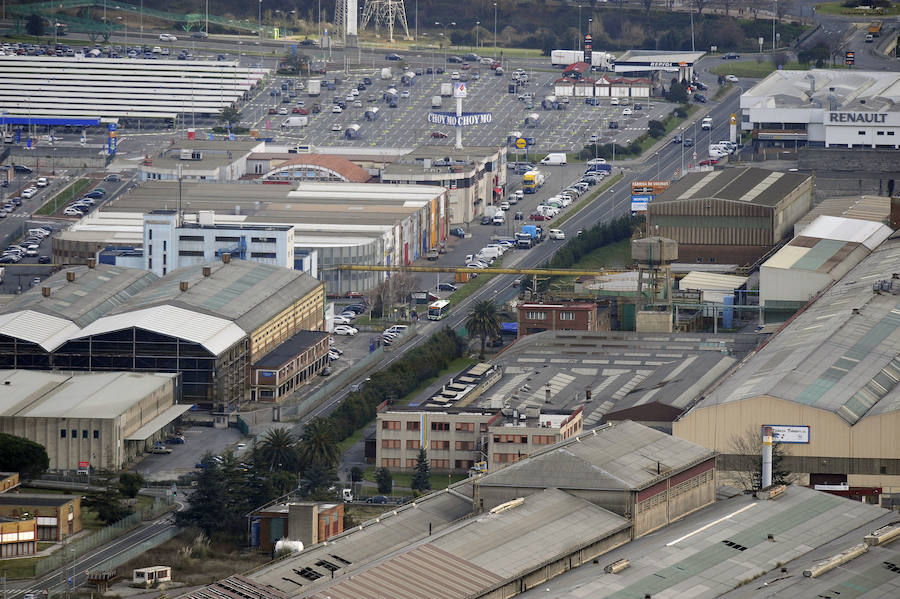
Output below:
[265,154,372,183]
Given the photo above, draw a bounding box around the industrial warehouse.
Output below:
[0,259,324,410]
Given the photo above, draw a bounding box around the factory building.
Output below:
[647,167,812,264]
[675,232,900,491]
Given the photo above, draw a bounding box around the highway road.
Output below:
[3,514,177,598]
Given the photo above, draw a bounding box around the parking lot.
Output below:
[259,60,669,153]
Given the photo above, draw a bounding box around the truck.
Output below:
[540,152,567,166]
[519,224,544,244]
[440,83,453,97]
[431,96,442,108]
[281,116,309,128]
[307,79,321,96]
[868,20,882,38]
[550,49,615,70]
[515,232,533,249]
[522,170,545,193]
[701,116,712,130]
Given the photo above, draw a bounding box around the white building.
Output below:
[142,211,295,277]
[138,140,265,182]
[759,215,893,306]
[740,70,900,149]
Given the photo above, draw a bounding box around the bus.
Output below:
[427,300,451,320]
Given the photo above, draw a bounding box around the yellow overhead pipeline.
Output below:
[331,264,627,277]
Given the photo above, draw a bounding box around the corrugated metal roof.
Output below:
[694,235,900,421]
[74,305,245,355]
[477,420,714,491]
[108,260,322,334]
[0,309,81,352]
[764,244,810,269]
[0,370,176,419]
[0,264,159,327]
[517,486,890,599]
[659,167,810,207]
[794,195,890,236]
[680,272,749,302]
[799,215,892,248]
[125,403,194,440]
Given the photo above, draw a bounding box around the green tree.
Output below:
[219,106,242,127]
[411,449,431,492]
[297,461,337,500]
[26,14,45,38]
[83,488,132,524]
[648,120,666,139]
[465,300,502,359]
[118,471,144,498]
[177,453,228,537]
[0,433,50,480]
[258,427,299,471]
[666,80,688,104]
[269,470,299,495]
[350,466,364,483]
[297,417,340,469]
[375,467,393,494]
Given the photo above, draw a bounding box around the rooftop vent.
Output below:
[66,271,75,282]
[222,253,231,264]
[180,281,189,292]
[202,266,211,277]
[42,287,51,297]
[88,258,96,269]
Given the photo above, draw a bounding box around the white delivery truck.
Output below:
[440,83,453,97]
[540,152,567,166]
[431,96,442,108]
[701,117,713,130]
[308,79,321,96]
[282,116,309,128]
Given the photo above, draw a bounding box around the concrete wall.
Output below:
[636,311,673,333]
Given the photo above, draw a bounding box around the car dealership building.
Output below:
[740,70,900,150]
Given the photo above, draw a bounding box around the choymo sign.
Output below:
[826,111,899,126]
[427,112,493,127]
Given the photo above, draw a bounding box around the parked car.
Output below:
[333,325,358,336]
[693,93,708,103]
[450,226,466,238]
[724,74,739,83]
[438,283,458,292]
[366,495,389,504]
[431,131,448,139]
[385,53,402,61]
[722,52,740,60]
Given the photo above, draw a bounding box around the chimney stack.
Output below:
[762,426,774,489]
[179,281,189,292]
[202,266,211,277]
[42,287,51,297]
[221,253,231,264]
[88,258,96,269]
[66,271,75,282]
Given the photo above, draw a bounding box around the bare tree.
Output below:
[693,0,708,15]
[725,426,793,491]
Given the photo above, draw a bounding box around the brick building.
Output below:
[250,331,330,402]
[0,494,81,541]
[251,502,344,553]
[517,301,605,337]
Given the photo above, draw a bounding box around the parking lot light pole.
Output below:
[493,3,497,59]
[476,21,480,51]
[656,151,660,179]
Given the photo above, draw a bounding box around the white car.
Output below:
[622,107,633,116]
[333,325,358,336]
[36,177,49,187]
[400,90,410,99]
[500,201,510,211]
[332,105,343,113]
[159,33,177,42]
[725,74,739,83]
[63,208,83,217]
[278,107,288,115]
[610,97,619,106]
[549,228,566,240]
[333,315,354,325]
[451,71,460,80]
[332,123,342,131]
[21,188,36,199]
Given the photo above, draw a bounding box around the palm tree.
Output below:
[296,417,340,469]
[258,427,298,472]
[466,300,502,359]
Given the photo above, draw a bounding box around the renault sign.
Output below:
[427,112,493,127]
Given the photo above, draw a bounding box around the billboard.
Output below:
[454,81,467,98]
[631,180,670,195]
[631,194,651,212]
[764,425,810,444]
[427,112,492,127]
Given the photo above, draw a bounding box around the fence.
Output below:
[34,502,173,576]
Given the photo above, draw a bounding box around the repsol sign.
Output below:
[427,112,493,127]
[827,111,889,124]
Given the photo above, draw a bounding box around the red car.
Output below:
[268,108,277,114]
[430,131,448,139]
[291,107,301,113]
[461,62,471,70]
[529,213,549,221]
[698,158,719,166]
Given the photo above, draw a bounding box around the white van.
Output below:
[701,117,713,130]
[540,152,567,166]
[708,145,729,159]
[479,246,502,260]
[548,229,565,240]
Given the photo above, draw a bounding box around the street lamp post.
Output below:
[258,0,262,39]
[656,151,660,179]
[772,0,777,53]
[476,21,480,51]
[493,3,497,59]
